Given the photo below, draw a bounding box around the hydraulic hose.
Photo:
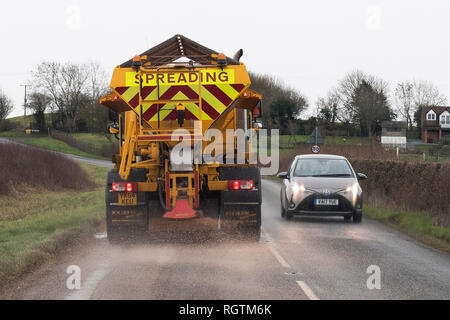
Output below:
[157,167,167,210]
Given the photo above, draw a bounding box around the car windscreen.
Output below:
[293,158,354,177]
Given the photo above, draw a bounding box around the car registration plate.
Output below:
[314,199,338,206]
[118,192,137,206]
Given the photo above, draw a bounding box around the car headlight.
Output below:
[345,183,360,207]
[292,183,306,194]
[346,183,359,197]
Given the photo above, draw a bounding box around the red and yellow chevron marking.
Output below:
[112,83,246,124]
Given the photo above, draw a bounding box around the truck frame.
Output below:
[100,35,263,242]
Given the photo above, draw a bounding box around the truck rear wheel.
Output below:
[218,166,262,241]
[106,169,148,243]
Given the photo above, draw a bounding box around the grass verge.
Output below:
[23,136,108,160]
[0,163,109,287]
[365,205,450,253]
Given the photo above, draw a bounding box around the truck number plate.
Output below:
[118,192,137,206]
[314,199,338,206]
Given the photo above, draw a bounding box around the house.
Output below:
[381,121,407,148]
[421,106,450,143]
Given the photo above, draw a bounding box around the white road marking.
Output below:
[267,244,291,269]
[297,281,320,300]
[262,227,320,300]
[64,265,112,300]
[261,228,291,269]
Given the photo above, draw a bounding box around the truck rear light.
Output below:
[112,182,137,192]
[228,180,254,190]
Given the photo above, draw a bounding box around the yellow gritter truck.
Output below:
[100,35,263,242]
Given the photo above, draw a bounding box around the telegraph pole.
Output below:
[20,83,30,116]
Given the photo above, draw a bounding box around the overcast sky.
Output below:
[1,0,449,118]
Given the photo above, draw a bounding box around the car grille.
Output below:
[297,193,353,212]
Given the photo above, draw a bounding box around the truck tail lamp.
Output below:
[228,180,254,190]
[112,182,137,192]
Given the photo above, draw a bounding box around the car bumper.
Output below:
[289,209,355,217]
[288,194,362,217]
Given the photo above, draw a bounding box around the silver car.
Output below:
[278,154,367,223]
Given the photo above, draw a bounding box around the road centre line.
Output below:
[262,228,320,300]
[261,228,291,268]
[296,281,320,300]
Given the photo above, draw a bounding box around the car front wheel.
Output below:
[281,204,286,218]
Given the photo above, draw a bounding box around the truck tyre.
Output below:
[106,169,148,243]
[218,166,262,241]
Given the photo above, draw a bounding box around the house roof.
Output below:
[422,106,450,116]
[381,121,407,128]
[120,34,240,67]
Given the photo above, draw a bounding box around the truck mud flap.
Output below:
[219,190,261,231]
[109,205,147,225]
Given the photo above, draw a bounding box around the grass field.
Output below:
[70,133,114,148]
[23,136,108,160]
[5,114,52,129]
[0,163,108,285]
[279,135,369,147]
[0,130,37,137]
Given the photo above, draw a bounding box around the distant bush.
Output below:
[50,129,118,157]
[353,160,450,226]
[278,143,397,172]
[0,142,95,195]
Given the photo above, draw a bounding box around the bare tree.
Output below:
[394,81,414,129]
[28,91,51,131]
[78,62,110,133]
[412,80,447,109]
[32,61,91,131]
[86,62,109,101]
[317,91,339,123]
[335,70,390,120]
[0,89,14,121]
[249,72,308,129]
[395,80,447,127]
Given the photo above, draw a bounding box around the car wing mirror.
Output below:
[277,172,289,179]
[357,173,367,180]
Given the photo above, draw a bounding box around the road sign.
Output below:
[311,144,320,154]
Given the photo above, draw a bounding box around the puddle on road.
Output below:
[94,232,107,239]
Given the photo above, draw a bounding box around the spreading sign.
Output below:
[126,69,235,86]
